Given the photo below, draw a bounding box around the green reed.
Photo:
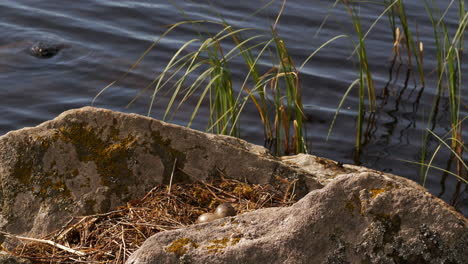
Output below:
[235,0,309,155]
[340,0,376,155]
[419,0,468,183]
[270,28,306,155]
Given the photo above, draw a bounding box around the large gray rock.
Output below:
[0,107,321,237]
[127,171,468,264]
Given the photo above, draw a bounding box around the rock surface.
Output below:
[127,172,468,264]
[281,153,366,185]
[0,252,31,264]
[0,107,322,237]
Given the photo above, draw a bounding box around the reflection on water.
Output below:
[0,0,466,214]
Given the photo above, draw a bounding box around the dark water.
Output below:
[1,1,467,215]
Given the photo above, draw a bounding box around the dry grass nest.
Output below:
[4,177,299,263]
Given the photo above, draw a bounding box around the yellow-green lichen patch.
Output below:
[8,136,75,214]
[38,178,71,199]
[369,183,396,199]
[230,237,241,246]
[9,136,56,202]
[205,237,240,254]
[56,123,137,199]
[370,188,387,199]
[57,124,106,162]
[165,238,198,256]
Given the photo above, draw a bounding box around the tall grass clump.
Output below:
[332,0,466,186]
[94,0,343,156]
[94,20,251,137]
[269,24,307,154]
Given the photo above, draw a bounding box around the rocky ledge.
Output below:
[129,171,467,264]
[0,107,466,263]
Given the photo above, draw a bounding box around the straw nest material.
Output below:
[4,177,299,263]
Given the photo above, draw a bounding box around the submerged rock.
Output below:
[127,172,468,264]
[0,107,320,238]
[28,41,70,58]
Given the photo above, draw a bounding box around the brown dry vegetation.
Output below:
[5,178,298,263]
